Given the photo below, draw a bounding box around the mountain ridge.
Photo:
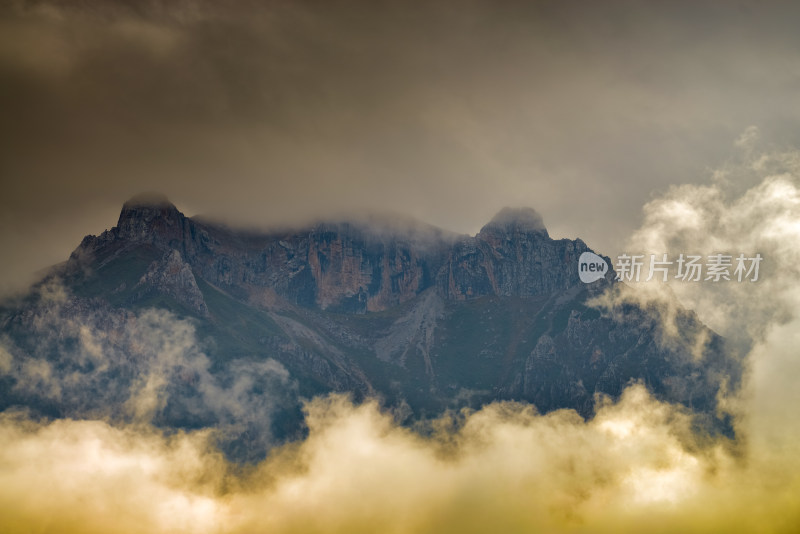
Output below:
[0,194,740,460]
[69,194,611,313]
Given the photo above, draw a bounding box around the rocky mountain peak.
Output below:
[115,192,187,244]
[481,207,548,237]
[119,192,180,222]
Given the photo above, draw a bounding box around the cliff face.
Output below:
[441,208,592,300]
[115,194,189,245]
[72,199,609,313]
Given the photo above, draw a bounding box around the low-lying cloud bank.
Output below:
[0,385,797,534]
[2,137,800,533]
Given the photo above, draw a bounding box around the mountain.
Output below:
[0,195,740,459]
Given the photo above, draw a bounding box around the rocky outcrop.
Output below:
[441,208,595,300]
[116,193,187,245]
[135,249,209,316]
[374,289,444,374]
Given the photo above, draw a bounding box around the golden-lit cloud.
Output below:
[0,412,227,534]
[0,383,798,534]
[603,143,800,449]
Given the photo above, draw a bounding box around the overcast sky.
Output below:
[2,0,800,295]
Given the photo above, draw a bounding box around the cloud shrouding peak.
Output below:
[4,1,800,294]
[483,207,548,236]
[122,192,175,209]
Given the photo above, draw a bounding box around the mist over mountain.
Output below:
[5,1,800,531]
[0,195,739,460]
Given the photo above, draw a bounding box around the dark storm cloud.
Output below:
[3,0,800,294]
